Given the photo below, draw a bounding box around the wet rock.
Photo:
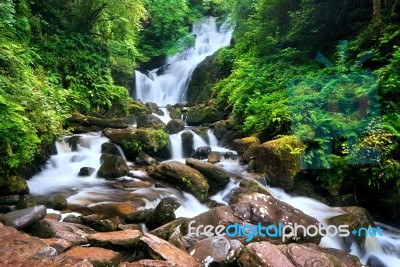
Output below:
[63,215,82,224]
[238,242,363,267]
[213,119,244,148]
[169,108,182,120]
[208,152,221,163]
[168,225,186,249]
[243,136,304,190]
[0,205,46,230]
[166,104,173,112]
[129,99,151,116]
[101,142,122,156]
[186,158,230,192]
[88,229,142,249]
[146,197,181,230]
[135,151,158,166]
[166,119,185,134]
[149,217,191,241]
[31,219,96,244]
[186,105,223,126]
[126,209,155,224]
[78,167,96,177]
[0,205,13,214]
[97,154,129,179]
[232,193,321,244]
[103,127,170,160]
[120,260,175,267]
[145,102,163,116]
[91,219,117,232]
[65,136,81,151]
[113,179,153,189]
[44,238,72,254]
[188,236,243,265]
[0,223,59,265]
[223,151,238,160]
[229,179,271,204]
[137,234,201,267]
[63,246,122,267]
[118,224,141,231]
[327,206,374,249]
[181,131,194,157]
[45,213,62,221]
[0,195,20,205]
[232,137,260,156]
[148,161,209,201]
[17,193,68,210]
[68,113,133,129]
[88,202,136,217]
[0,175,29,197]
[193,146,212,160]
[137,114,166,129]
[366,255,387,267]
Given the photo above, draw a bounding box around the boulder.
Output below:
[243,136,304,190]
[188,236,243,265]
[0,205,46,230]
[146,102,164,116]
[169,108,182,119]
[237,242,363,267]
[103,127,170,160]
[146,197,181,230]
[31,219,96,244]
[0,195,20,205]
[232,193,321,244]
[208,152,221,163]
[327,206,374,249]
[63,246,122,267]
[78,167,96,177]
[193,146,212,160]
[0,175,29,197]
[0,223,58,266]
[135,151,158,166]
[213,119,244,148]
[232,137,260,156]
[181,131,194,157]
[129,99,151,116]
[186,158,230,192]
[148,161,209,201]
[97,154,129,179]
[90,219,117,232]
[166,119,185,134]
[87,202,136,217]
[68,113,134,128]
[186,105,223,126]
[149,217,191,241]
[137,114,166,129]
[126,209,155,224]
[229,179,271,204]
[137,234,201,267]
[101,142,123,156]
[17,193,68,210]
[88,229,142,249]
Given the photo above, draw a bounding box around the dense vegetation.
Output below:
[208,0,400,211]
[0,0,199,175]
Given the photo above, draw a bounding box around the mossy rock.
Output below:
[103,127,170,160]
[148,161,209,201]
[129,100,151,116]
[186,105,223,126]
[229,179,271,204]
[169,108,182,119]
[0,175,29,197]
[246,136,304,190]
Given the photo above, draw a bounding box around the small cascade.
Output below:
[207,129,219,147]
[153,107,171,124]
[188,130,208,149]
[169,132,184,160]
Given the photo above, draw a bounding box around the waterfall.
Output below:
[169,133,184,160]
[135,16,233,106]
[207,129,219,147]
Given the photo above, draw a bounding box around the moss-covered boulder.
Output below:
[0,175,29,197]
[243,136,304,190]
[146,102,164,116]
[137,114,166,129]
[181,131,194,157]
[166,119,185,134]
[327,206,374,249]
[148,161,209,201]
[97,154,129,179]
[16,193,68,210]
[186,104,223,126]
[103,127,170,160]
[213,119,244,148]
[146,197,181,230]
[186,158,230,192]
[129,99,151,116]
[229,179,271,204]
[169,107,182,119]
[233,137,260,156]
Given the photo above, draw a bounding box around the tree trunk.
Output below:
[372,0,382,27]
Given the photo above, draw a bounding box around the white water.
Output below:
[169,133,184,160]
[27,133,108,195]
[207,129,219,147]
[135,16,233,105]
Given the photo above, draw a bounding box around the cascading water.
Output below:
[135,16,233,105]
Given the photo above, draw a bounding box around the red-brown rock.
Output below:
[88,229,142,248]
[120,260,175,267]
[63,246,122,266]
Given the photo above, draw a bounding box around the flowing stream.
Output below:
[26,16,400,266]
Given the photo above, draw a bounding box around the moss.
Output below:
[0,175,29,197]
[128,100,151,116]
